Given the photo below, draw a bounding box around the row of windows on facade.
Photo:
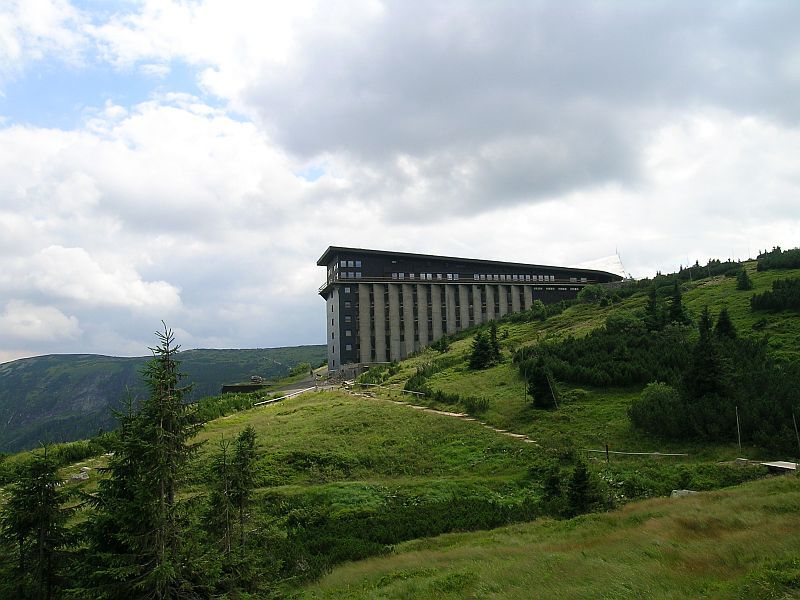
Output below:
[388,273,587,283]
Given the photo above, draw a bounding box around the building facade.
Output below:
[318,247,622,372]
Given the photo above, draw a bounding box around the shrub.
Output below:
[628,382,687,438]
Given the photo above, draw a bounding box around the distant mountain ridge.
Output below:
[0,346,326,453]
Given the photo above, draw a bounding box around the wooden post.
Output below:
[736,405,742,454]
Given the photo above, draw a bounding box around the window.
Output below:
[437,274,443,280]
[345,329,352,337]
[454,274,459,280]
[347,260,355,267]
[399,273,405,280]
[340,260,347,267]
[447,273,453,280]
[331,331,335,339]
[392,272,398,279]
[344,287,351,293]
[474,274,480,279]
[345,315,352,323]
[344,301,351,308]
[355,260,362,267]
[345,344,352,351]
[355,272,362,278]
[513,274,518,281]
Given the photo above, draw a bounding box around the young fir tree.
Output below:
[668,281,690,324]
[468,331,494,370]
[644,286,665,331]
[87,324,202,599]
[736,268,753,291]
[206,437,235,555]
[567,461,600,516]
[0,446,73,600]
[528,355,559,409]
[714,306,737,340]
[231,425,257,549]
[489,321,501,362]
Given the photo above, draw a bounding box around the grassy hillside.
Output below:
[0,345,326,452]
[3,257,800,597]
[304,475,800,599]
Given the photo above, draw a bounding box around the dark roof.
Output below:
[316,246,623,280]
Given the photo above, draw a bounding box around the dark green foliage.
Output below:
[404,365,489,415]
[737,269,753,291]
[514,314,690,388]
[523,355,559,409]
[751,278,800,311]
[628,382,687,438]
[756,246,800,271]
[489,322,501,362]
[626,307,800,451]
[430,335,451,353]
[567,461,602,517]
[0,446,74,600]
[714,307,737,339]
[468,332,494,370]
[668,282,690,325]
[644,286,666,331]
[85,325,202,598]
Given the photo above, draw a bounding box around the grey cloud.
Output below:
[241,1,800,215]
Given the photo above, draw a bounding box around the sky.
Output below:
[1,0,799,362]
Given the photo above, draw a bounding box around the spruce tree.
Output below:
[567,461,599,516]
[714,307,737,339]
[231,425,257,549]
[668,281,689,324]
[0,446,73,600]
[87,324,201,598]
[736,269,753,291]
[489,321,501,361]
[468,332,494,369]
[528,356,559,409]
[644,286,665,330]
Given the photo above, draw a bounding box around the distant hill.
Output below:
[0,346,326,452]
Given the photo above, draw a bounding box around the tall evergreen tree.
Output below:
[668,281,689,324]
[567,461,600,516]
[87,324,202,599]
[736,268,753,291]
[714,307,737,339]
[528,356,559,409]
[468,332,494,370]
[231,425,257,549]
[0,446,73,600]
[489,321,501,361]
[644,286,665,330]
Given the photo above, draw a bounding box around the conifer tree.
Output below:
[489,321,501,361]
[468,332,494,370]
[231,425,257,549]
[644,286,665,330]
[736,268,753,291]
[567,461,599,516]
[714,307,737,339]
[87,324,201,599]
[528,355,559,409]
[0,446,73,600]
[668,281,689,324]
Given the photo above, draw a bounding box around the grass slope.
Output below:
[304,475,800,599]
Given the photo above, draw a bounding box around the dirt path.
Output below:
[348,387,539,446]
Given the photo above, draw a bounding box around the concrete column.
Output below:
[416,284,429,349]
[372,283,387,362]
[445,285,457,335]
[485,284,496,321]
[402,283,415,358]
[388,283,402,362]
[472,284,483,326]
[458,285,470,330]
[523,285,533,311]
[511,284,521,314]
[498,285,508,317]
[358,283,372,363]
[430,284,444,341]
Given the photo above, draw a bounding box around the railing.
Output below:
[320,276,597,292]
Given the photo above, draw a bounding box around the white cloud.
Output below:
[0,300,81,342]
[0,0,86,86]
